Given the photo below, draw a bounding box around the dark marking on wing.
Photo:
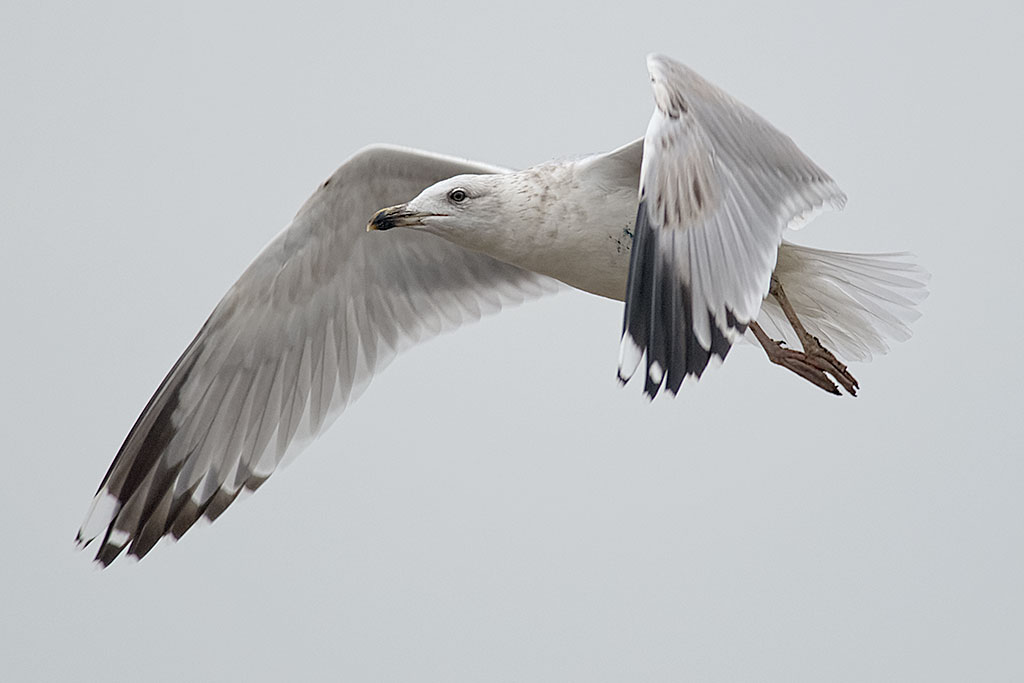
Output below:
[725,309,747,336]
[84,327,275,566]
[663,91,689,119]
[620,199,743,398]
[88,355,197,565]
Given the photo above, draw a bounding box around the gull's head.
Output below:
[367,174,505,238]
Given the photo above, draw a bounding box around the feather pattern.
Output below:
[77,145,558,565]
[619,54,847,397]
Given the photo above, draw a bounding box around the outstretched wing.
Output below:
[618,54,847,397]
[77,145,558,565]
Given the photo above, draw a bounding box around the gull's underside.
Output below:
[77,55,928,566]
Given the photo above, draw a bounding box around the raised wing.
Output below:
[618,54,847,397]
[77,145,558,565]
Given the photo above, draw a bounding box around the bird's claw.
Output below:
[756,277,860,397]
[762,341,842,395]
[803,335,859,396]
[752,329,859,397]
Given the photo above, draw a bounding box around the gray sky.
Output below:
[2,1,1022,680]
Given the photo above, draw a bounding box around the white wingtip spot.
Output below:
[107,528,130,548]
[617,334,643,382]
[77,492,120,546]
[648,361,664,386]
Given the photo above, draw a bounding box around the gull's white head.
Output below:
[367,173,508,245]
[367,163,588,281]
[367,160,635,301]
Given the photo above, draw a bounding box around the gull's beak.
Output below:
[367,204,434,232]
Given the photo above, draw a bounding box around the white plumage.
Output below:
[77,54,928,566]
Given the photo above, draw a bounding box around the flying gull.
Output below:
[77,54,928,566]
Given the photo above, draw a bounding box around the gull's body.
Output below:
[413,155,641,301]
[77,55,928,566]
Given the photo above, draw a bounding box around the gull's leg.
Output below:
[749,320,842,395]
[766,275,860,396]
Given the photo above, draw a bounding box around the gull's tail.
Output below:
[753,242,930,360]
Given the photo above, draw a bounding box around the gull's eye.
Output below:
[447,188,468,204]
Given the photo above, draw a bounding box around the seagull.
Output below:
[77,54,928,566]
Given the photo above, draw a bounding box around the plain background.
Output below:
[2,1,1022,680]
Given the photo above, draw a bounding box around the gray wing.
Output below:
[618,54,846,397]
[77,145,558,566]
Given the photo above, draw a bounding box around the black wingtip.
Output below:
[95,542,125,568]
[620,199,750,398]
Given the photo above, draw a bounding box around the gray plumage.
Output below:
[77,147,558,565]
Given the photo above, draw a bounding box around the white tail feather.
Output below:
[752,242,930,362]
